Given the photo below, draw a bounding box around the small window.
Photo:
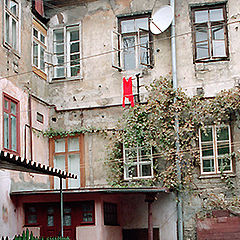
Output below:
[124,146,153,179]
[199,125,232,174]
[36,112,44,123]
[112,14,153,71]
[3,94,19,154]
[53,25,81,79]
[25,206,38,225]
[191,4,228,62]
[81,201,94,224]
[104,202,118,226]
[32,21,47,73]
[4,0,19,52]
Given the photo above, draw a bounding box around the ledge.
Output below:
[198,173,236,179]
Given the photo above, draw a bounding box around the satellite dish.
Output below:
[150,5,174,34]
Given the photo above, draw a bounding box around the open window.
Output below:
[199,125,232,174]
[123,146,153,179]
[191,4,228,62]
[112,14,153,71]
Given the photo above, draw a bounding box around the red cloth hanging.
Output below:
[122,77,134,108]
[35,0,44,17]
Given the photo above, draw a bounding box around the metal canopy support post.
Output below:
[60,177,64,237]
[145,194,155,240]
[170,0,184,239]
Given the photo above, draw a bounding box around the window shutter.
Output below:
[111,30,123,71]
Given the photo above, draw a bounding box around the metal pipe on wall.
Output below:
[28,94,33,161]
[170,0,184,239]
[60,178,64,237]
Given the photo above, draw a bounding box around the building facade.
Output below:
[0,0,239,239]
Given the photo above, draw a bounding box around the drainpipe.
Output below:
[60,178,64,237]
[170,0,184,239]
[28,94,33,161]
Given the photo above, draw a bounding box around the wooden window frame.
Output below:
[112,14,153,71]
[104,202,118,226]
[3,0,20,54]
[123,146,153,180]
[199,125,232,175]
[3,93,20,155]
[52,24,82,80]
[24,205,39,227]
[191,4,229,63]
[80,201,95,225]
[36,112,44,124]
[49,135,85,189]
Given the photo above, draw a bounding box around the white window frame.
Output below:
[32,26,47,73]
[52,24,82,80]
[123,145,153,180]
[199,125,232,175]
[112,15,153,71]
[4,0,20,53]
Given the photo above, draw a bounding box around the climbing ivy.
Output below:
[105,76,240,190]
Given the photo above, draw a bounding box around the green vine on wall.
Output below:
[105,76,240,190]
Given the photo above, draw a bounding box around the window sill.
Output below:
[50,77,83,83]
[3,148,20,156]
[198,173,236,179]
[32,66,47,80]
[3,42,20,59]
[124,176,154,181]
[194,57,229,64]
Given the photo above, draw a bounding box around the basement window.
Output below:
[53,25,81,80]
[123,146,153,179]
[36,112,44,123]
[199,125,232,174]
[191,4,228,62]
[112,14,153,71]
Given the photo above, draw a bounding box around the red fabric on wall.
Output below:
[122,77,134,108]
[35,0,44,16]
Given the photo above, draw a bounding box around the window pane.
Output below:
[203,158,215,172]
[201,143,214,157]
[121,19,135,33]
[33,29,38,38]
[48,215,54,227]
[217,143,229,155]
[125,148,137,162]
[48,207,54,214]
[68,138,79,151]
[141,164,152,177]
[4,113,9,149]
[210,9,223,22]
[55,67,65,78]
[12,19,17,50]
[55,43,64,54]
[123,36,136,70]
[54,155,66,189]
[136,18,148,30]
[27,207,37,224]
[70,30,79,41]
[140,148,151,162]
[195,10,208,23]
[70,42,79,53]
[126,165,137,178]
[82,202,93,211]
[212,26,224,40]
[33,42,38,67]
[218,157,231,171]
[68,154,80,188]
[11,115,17,151]
[216,127,229,141]
[11,102,16,114]
[10,0,17,15]
[5,13,10,44]
[40,34,45,44]
[196,27,208,42]
[212,40,226,57]
[140,35,149,65]
[54,29,64,42]
[82,213,93,222]
[196,42,209,59]
[4,99,8,110]
[55,139,65,152]
[40,46,45,71]
[63,215,71,226]
[201,128,213,142]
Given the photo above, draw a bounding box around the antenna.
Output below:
[150,5,174,34]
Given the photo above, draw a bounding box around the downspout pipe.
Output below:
[60,178,64,237]
[170,0,184,239]
[28,94,33,161]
